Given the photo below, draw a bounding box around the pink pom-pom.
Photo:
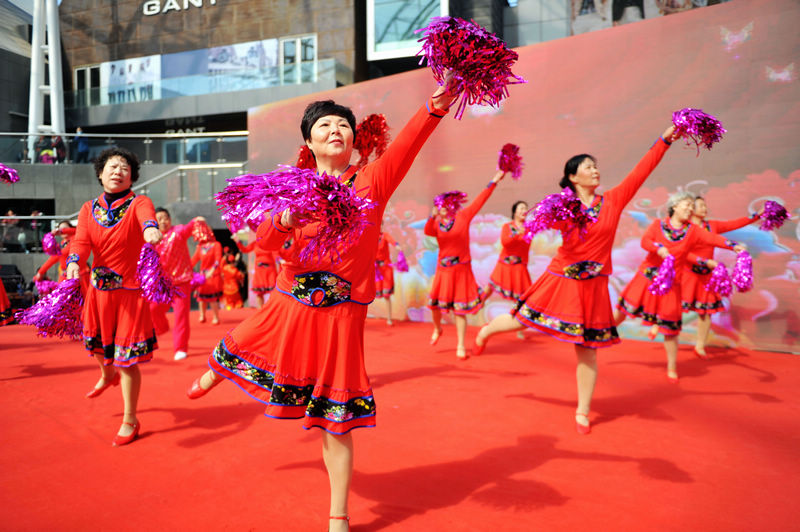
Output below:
[648,255,676,296]
[523,188,597,241]
[759,200,790,231]
[731,250,753,292]
[416,17,526,120]
[672,108,726,153]
[354,114,390,167]
[41,232,61,256]
[15,278,84,339]
[137,243,184,304]
[395,249,409,272]
[296,145,316,170]
[434,190,468,218]
[190,272,206,289]
[497,143,523,180]
[35,279,59,297]
[704,263,732,296]
[0,163,20,185]
[374,265,384,282]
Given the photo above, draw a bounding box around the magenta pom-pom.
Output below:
[497,143,523,180]
[523,188,597,241]
[190,272,206,289]
[41,232,61,256]
[648,255,676,296]
[395,249,409,272]
[0,163,20,185]
[672,108,726,153]
[35,279,59,297]
[137,243,183,304]
[704,263,732,296]
[354,114,390,168]
[731,250,753,292]
[416,17,526,120]
[434,190,468,218]
[15,278,84,339]
[759,200,790,231]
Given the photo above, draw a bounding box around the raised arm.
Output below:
[461,171,506,222]
[424,211,438,237]
[255,213,293,252]
[65,204,91,279]
[709,215,758,234]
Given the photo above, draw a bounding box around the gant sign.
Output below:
[143,0,217,16]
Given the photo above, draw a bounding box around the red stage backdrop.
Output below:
[247,0,800,353]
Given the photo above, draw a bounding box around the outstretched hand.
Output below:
[143,226,162,244]
[431,69,460,112]
[492,170,508,184]
[662,125,681,144]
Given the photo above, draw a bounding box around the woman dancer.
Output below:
[374,228,401,325]
[682,196,760,358]
[475,123,681,434]
[0,280,12,326]
[614,192,745,381]
[191,221,222,324]
[33,221,90,292]
[483,201,532,302]
[426,170,508,359]
[65,147,161,446]
[234,234,277,308]
[186,77,459,531]
[221,249,244,310]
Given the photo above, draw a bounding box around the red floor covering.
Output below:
[1,308,798,531]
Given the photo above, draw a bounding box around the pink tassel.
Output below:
[523,188,597,241]
[759,200,790,231]
[434,190,468,218]
[0,163,20,185]
[648,255,676,296]
[395,250,409,272]
[34,279,59,297]
[353,114,390,167]
[672,108,726,153]
[190,272,206,289]
[41,232,61,256]
[416,17,526,120]
[731,251,753,292]
[136,243,183,304]
[15,278,84,339]
[704,263,732,296]
[497,143,523,180]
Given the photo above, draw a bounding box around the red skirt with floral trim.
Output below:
[197,274,222,302]
[681,269,725,315]
[82,287,157,366]
[427,262,484,315]
[375,264,394,298]
[617,271,682,336]
[208,290,375,434]
[512,270,620,348]
[0,282,13,326]
[489,261,532,301]
[252,262,277,294]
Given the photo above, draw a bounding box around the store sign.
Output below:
[143,0,217,16]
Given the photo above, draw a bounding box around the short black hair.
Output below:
[93,147,140,185]
[300,100,357,142]
[559,154,596,192]
[511,201,528,218]
[155,207,171,218]
[57,219,73,229]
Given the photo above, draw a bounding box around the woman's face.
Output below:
[99,155,132,194]
[513,202,528,221]
[672,199,694,223]
[569,157,600,191]
[305,114,353,163]
[58,222,71,232]
[693,198,708,219]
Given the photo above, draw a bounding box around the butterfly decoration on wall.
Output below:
[765,64,796,83]
[719,22,753,54]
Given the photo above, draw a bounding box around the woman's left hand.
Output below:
[733,244,747,254]
[431,69,460,111]
[143,226,162,244]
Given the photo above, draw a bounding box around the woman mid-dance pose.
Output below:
[484,200,532,302]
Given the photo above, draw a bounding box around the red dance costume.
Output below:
[68,191,159,366]
[192,241,223,302]
[617,218,739,335]
[236,240,278,294]
[208,99,449,434]
[425,183,496,314]
[514,138,673,348]
[375,232,397,298]
[489,222,532,300]
[681,216,755,315]
[150,220,196,352]
[221,259,244,309]
[0,281,12,326]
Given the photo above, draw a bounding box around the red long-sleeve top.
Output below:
[375,232,397,264]
[156,220,197,284]
[68,192,157,289]
[424,183,497,264]
[254,98,448,304]
[687,216,755,272]
[37,226,77,279]
[546,138,671,279]
[640,218,739,281]
[236,240,276,268]
[498,222,532,264]
[192,241,222,279]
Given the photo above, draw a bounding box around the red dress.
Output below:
[489,222,532,300]
[0,281,12,326]
[514,138,672,348]
[222,259,244,309]
[681,216,755,315]
[425,183,496,314]
[208,99,449,434]
[375,232,397,298]
[237,241,277,294]
[192,241,223,302]
[68,191,159,366]
[617,218,739,336]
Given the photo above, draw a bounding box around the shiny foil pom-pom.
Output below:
[416,16,526,120]
[190,272,206,289]
[15,278,84,339]
[672,108,726,153]
[34,279,59,297]
[759,200,790,231]
[704,263,732,297]
[648,255,676,296]
[354,114,390,167]
[731,250,753,292]
[137,243,184,304]
[523,188,597,241]
[434,190,469,218]
[395,249,409,272]
[41,232,61,256]
[497,143,523,180]
[0,163,20,184]
[296,145,316,170]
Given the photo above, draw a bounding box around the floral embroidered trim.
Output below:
[376,287,394,298]
[256,262,273,268]
[84,334,157,365]
[642,266,659,280]
[197,291,222,301]
[691,264,712,275]
[516,304,618,344]
[307,395,376,424]
[282,237,294,249]
[427,289,484,313]
[704,221,712,232]
[439,256,462,267]
[488,279,523,301]
[502,255,523,265]
[681,299,725,312]
[291,271,352,307]
[439,219,455,232]
[661,221,689,242]
[91,195,135,228]
[563,260,604,280]
[583,195,603,219]
[66,253,80,265]
[91,266,124,291]
[725,239,738,247]
[252,286,274,294]
[142,220,158,230]
[0,307,15,326]
[616,298,682,332]
[341,171,357,187]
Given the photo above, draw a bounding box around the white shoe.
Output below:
[174,351,188,361]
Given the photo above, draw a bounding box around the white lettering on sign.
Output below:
[143,0,217,16]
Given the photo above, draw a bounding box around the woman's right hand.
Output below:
[280,208,296,229]
[431,69,460,111]
[66,262,80,280]
[657,246,670,259]
[706,259,718,269]
[662,125,681,144]
[32,273,41,282]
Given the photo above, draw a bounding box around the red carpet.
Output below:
[1,308,797,531]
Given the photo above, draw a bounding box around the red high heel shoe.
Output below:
[575,412,591,435]
[694,346,709,360]
[187,376,218,399]
[666,373,679,384]
[430,327,443,346]
[112,421,140,447]
[85,372,120,399]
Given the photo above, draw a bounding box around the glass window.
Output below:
[367,0,448,60]
[280,35,316,85]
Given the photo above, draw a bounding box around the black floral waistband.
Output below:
[256,262,272,268]
[502,255,523,265]
[440,256,466,267]
[691,264,711,275]
[290,271,352,307]
[91,266,124,291]
[563,260,604,280]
